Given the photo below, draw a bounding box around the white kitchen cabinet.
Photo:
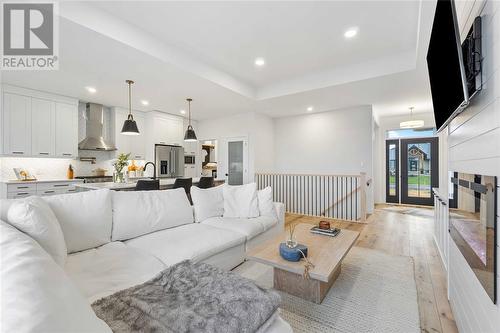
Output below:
[153,116,170,145]
[1,180,82,199]
[1,85,78,158]
[2,92,31,156]
[113,108,146,160]
[148,112,184,146]
[184,165,197,178]
[31,97,55,157]
[183,140,198,155]
[167,117,184,146]
[130,112,146,159]
[55,102,78,158]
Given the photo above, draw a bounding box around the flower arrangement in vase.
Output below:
[113,153,130,183]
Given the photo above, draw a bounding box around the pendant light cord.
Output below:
[187,98,193,127]
[126,80,134,119]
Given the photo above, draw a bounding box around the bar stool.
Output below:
[197,176,214,189]
[135,179,160,191]
[173,178,193,204]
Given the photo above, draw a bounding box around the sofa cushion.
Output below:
[0,199,14,221]
[191,185,224,222]
[256,215,279,231]
[7,196,67,266]
[125,223,245,267]
[258,186,278,219]
[44,189,112,253]
[200,216,265,240]
[111,188,193,241]
[65,242,166,303]
[223,183,259,218]
[0,220,111,333]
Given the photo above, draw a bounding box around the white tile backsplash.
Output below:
[0,151,146,180]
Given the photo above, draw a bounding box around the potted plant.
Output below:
[113,153,130,183]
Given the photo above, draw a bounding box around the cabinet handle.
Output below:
[62,153,72,156]
[135,155,141,159]
[12,151,24,154]
[67,189,76,192]
[39,152,49,155]
[17,192,29,195]
[44,190,55,194]
[54,184,69,187]
[17,186,29,189]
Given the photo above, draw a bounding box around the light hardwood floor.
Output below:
[285,204,458,333]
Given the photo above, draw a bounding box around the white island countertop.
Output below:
[75,177,203,191]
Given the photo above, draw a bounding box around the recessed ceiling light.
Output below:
[141,100,149,106]
[180,109,186,115]
[307,106,314,112]
[254,57,266,67]
[85,86,97,93]
[344,27,358,39]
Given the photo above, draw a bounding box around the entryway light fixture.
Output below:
[121,80,140,135]
[184,98,197,142]
[400,107,424,129]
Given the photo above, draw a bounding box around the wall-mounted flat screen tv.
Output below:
[427,0,469,132]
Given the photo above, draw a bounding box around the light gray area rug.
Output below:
[234,247,420,333]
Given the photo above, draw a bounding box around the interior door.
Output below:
[401,137,439,205]
[385,140,399,203]
[225,137,248,185]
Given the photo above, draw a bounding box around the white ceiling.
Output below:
[1,0,436,121]
[92,1,419,88]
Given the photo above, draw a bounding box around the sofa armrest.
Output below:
[273,202,285,229]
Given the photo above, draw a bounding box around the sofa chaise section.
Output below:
[125,223,246,268]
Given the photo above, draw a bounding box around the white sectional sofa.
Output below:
[0,186,291,333]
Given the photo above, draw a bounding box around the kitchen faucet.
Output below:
[144,162,156,179]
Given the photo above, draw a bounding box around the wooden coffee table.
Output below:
[247,223,359,304]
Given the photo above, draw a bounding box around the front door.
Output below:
[400,137,439,205]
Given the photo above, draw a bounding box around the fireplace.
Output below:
[449,172,497,303]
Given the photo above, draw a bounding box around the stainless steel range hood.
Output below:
[78,103,116,151]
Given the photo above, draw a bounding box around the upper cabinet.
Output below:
[55,102,78,158]
[31,98,55,157]
[1,85,78,158]
[146,112,184,146]
[2,93,31,156]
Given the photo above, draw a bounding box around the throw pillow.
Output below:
[223,183,259,218]
[191,185,224,222]
[7,196,67,266]
[258,186,277,219]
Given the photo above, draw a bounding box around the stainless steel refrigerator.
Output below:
[154,144,185,178]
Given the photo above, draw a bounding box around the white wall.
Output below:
[273,106,374,212]
[196,111,275,182]
[373,112,436,203]
[444,1,500,332]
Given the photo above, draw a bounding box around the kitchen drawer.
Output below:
[7,183,37,193]
[7,191,36,199]
[37,188,75,196]
[37,182,76,191]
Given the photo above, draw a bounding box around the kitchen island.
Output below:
[75,177,224,191]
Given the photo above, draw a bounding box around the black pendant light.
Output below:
[184,98,197,142]
[121,79,140,135]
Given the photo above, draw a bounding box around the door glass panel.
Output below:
[388,144,397,196]
[406,142,431,198]
[228,141,243,185]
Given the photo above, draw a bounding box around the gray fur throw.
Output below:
[92,260,280,333]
